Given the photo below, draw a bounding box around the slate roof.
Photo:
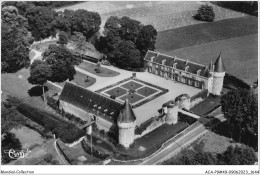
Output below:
[118,99,136,123]
[59,82,123,122]
[144,50,210,78]
[214,53,225,72]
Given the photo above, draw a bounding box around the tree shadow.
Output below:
[28,85,49,97]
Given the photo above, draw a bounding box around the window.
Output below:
[181,77,186,83]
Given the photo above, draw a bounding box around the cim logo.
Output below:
[4,149,31,159]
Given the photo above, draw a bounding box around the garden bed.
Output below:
[77,61,120,77]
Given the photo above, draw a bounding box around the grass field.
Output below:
[77,61,120,77]
[56,71,96,88]
[158,34,257,84]
[156,16,257,51]
[10,126,45,150]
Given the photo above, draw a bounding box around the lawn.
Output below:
[156,16,257,51]
[77,61,120,77]
[190,94,221,116]
[159,34,257,84]
[10,126,45,150]
[56,71,96,88]
[1,68,47,109]
[31,41,57,52]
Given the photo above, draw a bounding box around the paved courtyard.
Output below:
[51,60,201,126]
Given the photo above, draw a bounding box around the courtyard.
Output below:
[97,78,168,108]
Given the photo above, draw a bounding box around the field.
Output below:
[156,16,257,51]
[158,34,257,84]
[77,61,120,77]
[56,1,245,32]
[156,16,257,84]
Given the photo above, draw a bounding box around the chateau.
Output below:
[58,50,226,148]
[59,82,137,148]
[144,50,225,95]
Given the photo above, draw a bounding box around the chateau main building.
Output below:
[144,50,225,95]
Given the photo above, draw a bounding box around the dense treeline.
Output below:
[3,1,82,10]
[162,143,257,165]
[95,16,157,70]
[211,1,258,16]
[1,2,100,73]
[220,88,258,150]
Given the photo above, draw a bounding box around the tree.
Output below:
[96,16,157,70]
[25,5,56,40]
[70,32,89,54]
[195,4,215,22]
[52,15,71,34]
[43,44,80,83]
[136,24,157,57]
[108,40,141,69]
[57,31,68,45]
[221,89,258,148]
[28,60,52,102]
[1,132,22,164]
[63,9,101,40]
[1,6,33,73]
[218,145,257,165]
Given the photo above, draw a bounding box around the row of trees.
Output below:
[95,16,157,70]
[1,6,33,73]
[163,144,257,165]
[220,88,258,149]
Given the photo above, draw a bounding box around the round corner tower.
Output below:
[117,99,136,148]
[163,101,179,125]
[212,53,225,96]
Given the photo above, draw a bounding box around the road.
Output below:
[141,114,225,165]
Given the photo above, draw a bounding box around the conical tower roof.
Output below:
[214,52,225,72]
[118,99,136,123]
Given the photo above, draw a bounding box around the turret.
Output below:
[162,101,179,125]
[117,99,136,148]
[212,53,225,95]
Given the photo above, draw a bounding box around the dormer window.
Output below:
[173,63,177,69]
[197,69,201,75]
[151,56,155,62]
[162,59,166,65]
[185,66,189,72]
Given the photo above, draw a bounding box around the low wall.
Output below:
[135,117,165,139]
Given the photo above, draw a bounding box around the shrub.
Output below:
[178,113,198,125]
[194,4,215,22]
[81,140,109,160]
[17,103,85,143]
